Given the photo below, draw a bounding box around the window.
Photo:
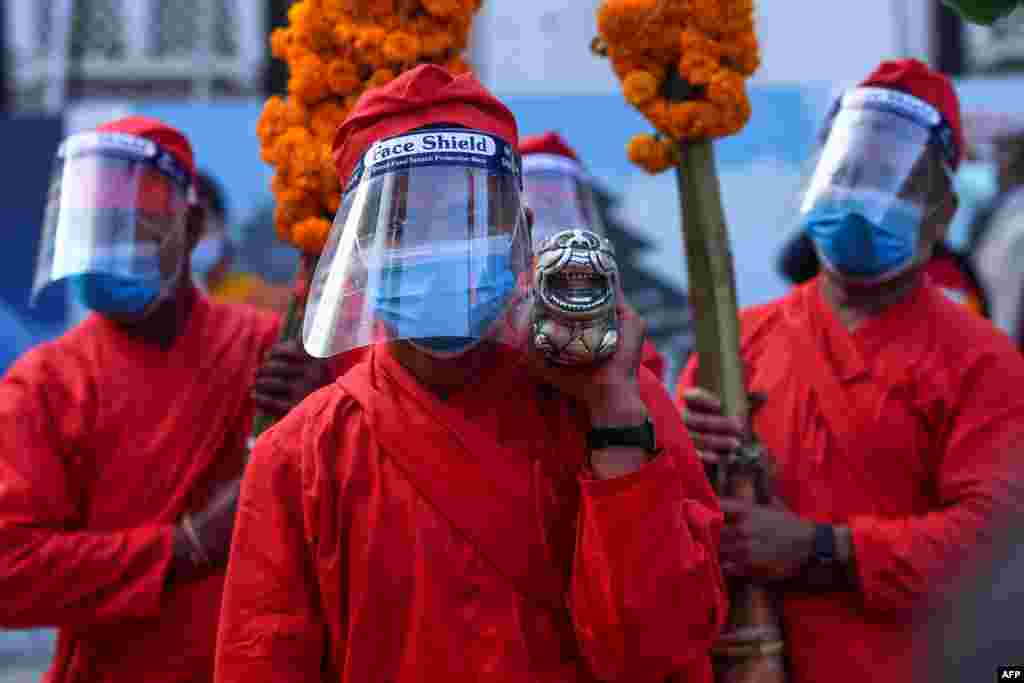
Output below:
[6,0,266,108]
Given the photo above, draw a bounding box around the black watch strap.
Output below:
[587,418,658,454]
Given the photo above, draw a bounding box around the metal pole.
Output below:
[44,0,73,114]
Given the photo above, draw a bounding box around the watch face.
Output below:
[814,525,837,563]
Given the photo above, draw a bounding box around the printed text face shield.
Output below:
[303,128,531,358]
[522,153,606,245]
[32,131,191,303]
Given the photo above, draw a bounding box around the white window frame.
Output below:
[7,0,266,102]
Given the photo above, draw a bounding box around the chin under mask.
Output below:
[370,253,517,356]
[409,336,481,356]
[804,197,922,279]
[69,271,162,315]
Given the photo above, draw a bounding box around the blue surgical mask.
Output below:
[804,197,922,278]
[69,264,163,315]
[191,236,225,279]
[370,253,517,356]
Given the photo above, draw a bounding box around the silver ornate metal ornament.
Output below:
[531,228,620,366]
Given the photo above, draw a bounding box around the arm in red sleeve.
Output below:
[214,412,327,683]
[674,354,700,407]
[849,352,1024,615]
[571,368,726,682]
[0,354,175,629]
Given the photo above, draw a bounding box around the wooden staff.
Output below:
[667,75,787,683]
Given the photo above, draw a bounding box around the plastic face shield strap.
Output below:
[32,131,191,303]
[800,87,955,223]
[303,128,528,358]
[522,153,605,245]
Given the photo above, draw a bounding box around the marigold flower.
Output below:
[623,70,660,107]
[311,101,350,143]
[326,58,361,96]
[627,134,677,174]
[383,32,422,63]
[289,53,331,104]
[270,28,294,61]
[292,217,333,254]
[257,96,289,146]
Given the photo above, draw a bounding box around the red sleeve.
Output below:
[849,351,1024,614]
[0,351,175,628]
[674,354,700,407]
[640,340,666,383]
[214,402,330,683]
[570,367,726,682]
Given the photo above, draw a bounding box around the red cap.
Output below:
[332,64,518,186]
[518,131,579,161]
[95,116,197,183]
[859,59,964,169]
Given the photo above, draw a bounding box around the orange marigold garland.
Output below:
[250,0,483,446]
[595,0,760,174]
[259,0,484,255]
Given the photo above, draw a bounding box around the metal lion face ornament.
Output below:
[531,228,620,366]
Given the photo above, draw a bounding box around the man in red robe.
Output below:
[214,64,726,683]
[676,59,1024,683]
[0,116,331,683]
[519,130,669,381]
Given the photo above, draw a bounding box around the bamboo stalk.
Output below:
[674,141,787,683]
[246,253,315,458]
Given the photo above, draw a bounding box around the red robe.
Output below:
[641,339,667,382]
[214,344,726,682]
[331,340,666,383]
[0,294,278,683]
[675,277,1024,683]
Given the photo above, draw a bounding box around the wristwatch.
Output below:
[812,524,837,568]
[586,418,658,454]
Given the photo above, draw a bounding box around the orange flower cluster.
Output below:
[596,0,760,174]
[258,0,482,254]
[627,133,678,173]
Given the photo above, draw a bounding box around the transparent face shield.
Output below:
[521,153,606,246]
[303,128,531,359]
[31,131,192,305]
[797,87,956,281]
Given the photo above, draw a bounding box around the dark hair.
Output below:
[196,170,228,222]
[777,233,820,285]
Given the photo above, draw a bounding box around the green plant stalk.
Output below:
[249,294,304,442]
[675,140,750,490]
